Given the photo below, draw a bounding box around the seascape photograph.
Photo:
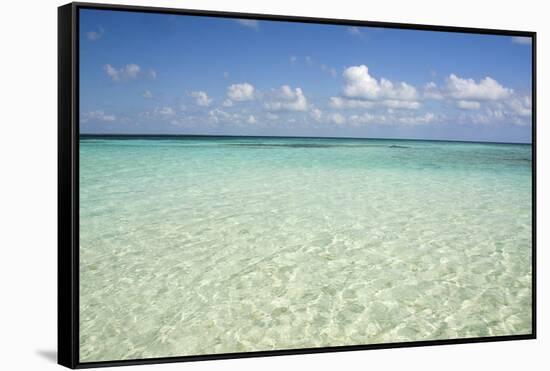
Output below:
[78,9,533,362]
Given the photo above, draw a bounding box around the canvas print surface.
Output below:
[78,8,533,362]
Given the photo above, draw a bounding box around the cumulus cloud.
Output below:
[310,108,323,122]
[397,112,436,125]
[330,96,419,110]
[265,85,308,111]
[343,65,381,99]
[467,108,505,125]
[508,95,532,116]
[384,100,421,109]
[338,112,438,127]
[511,36,532,45]
[190,91,213,106]
[142,90,153,98]
[140,106,175,120]
[103,63,141,81]
[422,74,529,125]
[329,113,346,125]
[227,83,255,101]
[341,65,418,101]
[424,75,513,103]
[208,108,231,124]
[330,96,375,109]
[87,26,104,41]
[348,112,378,126]
[457,100,481,110]
[423,82,444,100]
[446,74,513,100]
[81,110,116,123]
[458,96,531,126]
[155,106,175,117]
[236,19,259,29]
[222,99,234,107]
[330,66,422,112]
[103,64,119,80]
[148,69,157,79]
[207,108,251,125]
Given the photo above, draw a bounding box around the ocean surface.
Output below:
[79,136,533,362]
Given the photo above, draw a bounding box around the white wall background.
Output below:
[0,0,545,369]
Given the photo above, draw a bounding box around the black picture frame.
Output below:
[58,2,537,369]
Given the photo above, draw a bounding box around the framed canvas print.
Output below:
[58,2,536,368]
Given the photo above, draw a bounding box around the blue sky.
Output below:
[80,9,533,143]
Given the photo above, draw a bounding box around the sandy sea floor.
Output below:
[79,136,532,362]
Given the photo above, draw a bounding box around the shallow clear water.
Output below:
[79,136,532,362]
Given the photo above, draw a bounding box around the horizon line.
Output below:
[79,133,532,145]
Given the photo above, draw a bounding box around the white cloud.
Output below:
[120,64,140,79]
[247,115,257,124]
[468,108,506,125]
[457,97,532,126]
[142,90,153,98]
[341,65,418,101]
[190,91,212,106]
[265,85,308,111]
[330,96,419,110]
[266,113,279,120]
[511,36,532,45]
[148,69,157,79]
[457,100,481,110]
[424,75,525,122]
[446,74,513,100]
[330,96,375,109]
[425,75,514,104]
[341,112,438,127]
[208,108,230,123]
[81,110,116,123]
[87,26,104,41]
[397,112,436,125]
[348,113,378,126]
[103,64,119,80]
[328,113,346,125]
[227,83,255,101]
[103,63,141,81]
[156,106,175,117]
[236,19,259,29]
[342,65,380,98]
[508,95,532,116]
[423,82,444,100]
[384,100,421,109]
[347,26,362,37]
[222,99,234,107]
[207,108,247,125]
[310,108,323,122]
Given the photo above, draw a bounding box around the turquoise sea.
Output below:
[79,136,532,362]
